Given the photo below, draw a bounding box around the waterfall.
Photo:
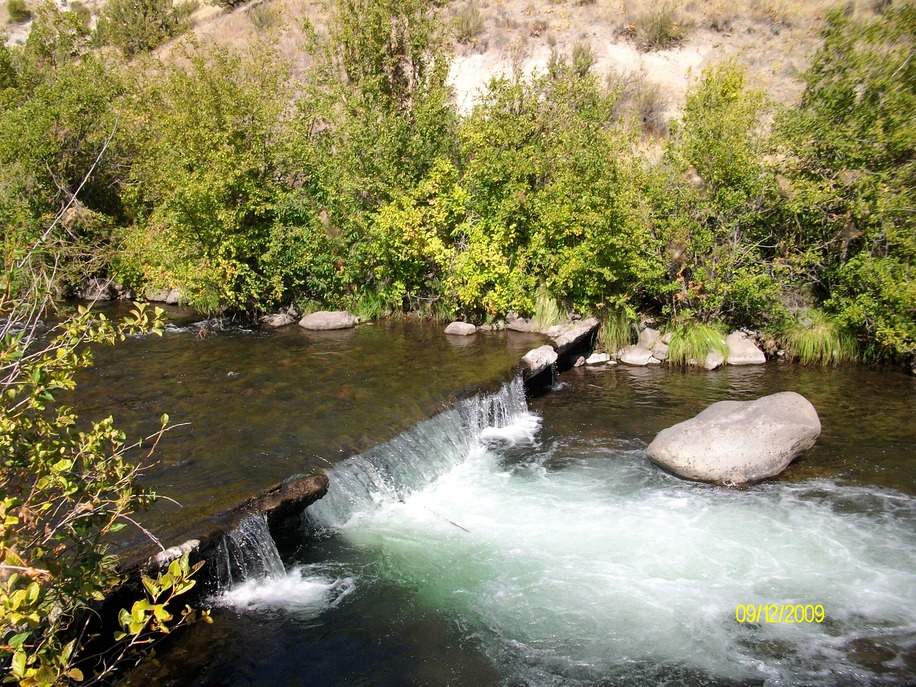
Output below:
[210,513,286,591]
[305,377,536,530]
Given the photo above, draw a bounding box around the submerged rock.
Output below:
[444,321,477,336]
[298,310,358,330]
[726,331,767,365]
[646,391,821,485]
[521,345,558,379]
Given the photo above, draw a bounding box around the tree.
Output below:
[777,3,915,363]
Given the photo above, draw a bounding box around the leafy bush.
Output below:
[96,0,196,58]
[649,61,778,328]
[776,4,915,364]
[571,40,595,77]
[118,46,293,312]
[0,216,207,684]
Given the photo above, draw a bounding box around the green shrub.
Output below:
[571,40,595,77]
[248,1,279,30]
[96,0,196,58]
[7,0,31,23]
[776,4,915,364]
[0,224,208,684]
[632,77,668,135]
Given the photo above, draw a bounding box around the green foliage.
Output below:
[16,1,91,81]
[7,0,31,23]
[778,308,857,365]
[96,0,197,58]
[776,4,915,363]
[302,0,458,302]
[117,45,294,312]
[649,61,779,328]
[570,40,595,78]
[247,2,280,30]
[634,1,686,51]
[598,308,636,353]
[0,55,127,290]
[450,69,661,317]
[666,321,728,366]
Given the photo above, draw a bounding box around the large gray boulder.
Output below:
[646,391,821,485]
[298,310,358,330]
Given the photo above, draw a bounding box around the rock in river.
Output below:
[298,310,358,330]
[646,391,821,485]
[444,321,477,336]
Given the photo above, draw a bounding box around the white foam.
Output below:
[217,567,355,614]
[336,449,916,685]
[479,411,542,446]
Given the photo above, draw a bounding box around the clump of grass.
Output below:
[635,1,687,51]
[572,40,596,77]
[248,2,281,30]
[666,322,728,366]
[778,309,857,365]
[632,77,669,135]
[7,0,31,23]
[455,2,484,44]
[598,308,636,353]
[534,283,565,330]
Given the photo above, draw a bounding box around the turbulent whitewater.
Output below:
[223,378,915,685]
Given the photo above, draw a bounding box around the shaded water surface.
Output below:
[75,318,914,686]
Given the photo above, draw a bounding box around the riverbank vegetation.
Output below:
[1,0,913,370]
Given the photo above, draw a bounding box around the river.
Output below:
[72,311,915,686]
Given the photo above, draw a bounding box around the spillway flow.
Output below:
[236,379,916,685]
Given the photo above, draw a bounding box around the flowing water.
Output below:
[100,324,916,687]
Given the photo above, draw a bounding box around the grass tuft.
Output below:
[635,2,687,51]
[534,283,565,329]
[572,40,596,77]
[455,2,484,44]
[778,309,857,365]
[666,322,728,366]
[7,0,31,22]
[598,308,636,353]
